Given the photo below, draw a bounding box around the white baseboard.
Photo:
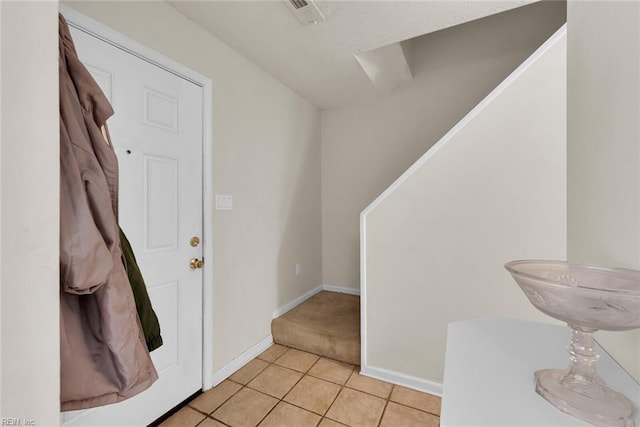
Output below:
[322,284,361,296]
[210,335,273,388]
[272,285,323,319]
[360,365,443,397]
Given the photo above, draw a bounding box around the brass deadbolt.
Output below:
[190,236,200,247]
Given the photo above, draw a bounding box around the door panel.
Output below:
[61,24,204,427]
[144,155,179,251]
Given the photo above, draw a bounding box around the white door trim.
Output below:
[59,4,216,391]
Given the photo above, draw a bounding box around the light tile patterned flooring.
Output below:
[160,344,441,427]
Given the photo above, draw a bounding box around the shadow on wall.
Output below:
[320,0,567,290]
[275,101,323,313]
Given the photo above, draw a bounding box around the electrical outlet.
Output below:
[295,263,301,276]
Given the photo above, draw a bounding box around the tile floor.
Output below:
[160,344,441,427]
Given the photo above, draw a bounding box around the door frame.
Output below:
[60,4,216,391]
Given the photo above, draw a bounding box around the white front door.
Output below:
[61,23,204,427]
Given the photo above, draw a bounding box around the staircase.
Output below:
[360,25,567,386]
[271,291,360,365]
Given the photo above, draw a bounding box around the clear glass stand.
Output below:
[534,325,638,427]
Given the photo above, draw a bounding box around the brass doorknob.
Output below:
[190,258,204,269]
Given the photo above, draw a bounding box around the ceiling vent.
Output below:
[286,0,325,25]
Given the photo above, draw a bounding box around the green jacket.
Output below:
[120,227,163,352]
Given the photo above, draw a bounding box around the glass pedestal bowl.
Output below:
[505,260,640,427]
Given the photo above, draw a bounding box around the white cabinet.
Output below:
[441,318,640,426]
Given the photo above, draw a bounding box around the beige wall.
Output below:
[0,1,60,424]
[321,1,566,290]
[363,27,567,386]
[567,0,640,381]
[1,1,3,410]
[65,1,323,374]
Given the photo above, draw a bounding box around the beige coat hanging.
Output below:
[59,14,157,411]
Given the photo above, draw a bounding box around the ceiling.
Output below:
[168,0,537,109]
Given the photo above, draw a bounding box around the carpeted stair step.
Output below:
[271,291,360,365]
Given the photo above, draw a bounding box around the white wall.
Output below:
[362,28,567,388]
[567,0,640,381]
[321,1,566,290]
[1,0,3,410]
[64,1,323,376]
[0,1,60,424]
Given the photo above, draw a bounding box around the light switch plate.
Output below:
[216,194,233,210]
